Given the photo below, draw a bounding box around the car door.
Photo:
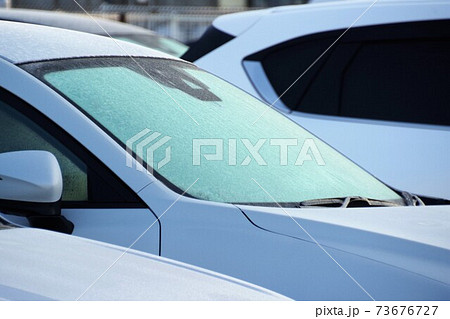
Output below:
[0,88,160,255]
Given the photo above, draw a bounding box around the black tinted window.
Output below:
[260,38,334,113]
[182,26,235,62]
[246,20,450,126]
[341,39,450,126]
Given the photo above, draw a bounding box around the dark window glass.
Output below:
[246,20,450,125]
[260,38,334,113]
[298,43,359,116]
[181,25,235,62]
[341,39,450,125]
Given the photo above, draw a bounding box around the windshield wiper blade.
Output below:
[299,196,402,208]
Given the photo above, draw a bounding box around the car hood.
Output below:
[0,227,290,301]
[238,204,450,284]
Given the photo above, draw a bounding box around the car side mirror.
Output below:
[0,151,74,234]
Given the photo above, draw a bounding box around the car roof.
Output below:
[0,8,154,36]
[268,0,448,14]
[213,0,450,36]
[0,21,177,64]
[0,226,290,300]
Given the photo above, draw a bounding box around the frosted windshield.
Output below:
[37,58,402,205]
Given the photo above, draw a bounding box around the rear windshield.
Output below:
[114,34,188,57]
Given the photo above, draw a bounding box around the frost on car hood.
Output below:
[0,228,290,301]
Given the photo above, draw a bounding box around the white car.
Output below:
[0,150,289,301]
[0,8,188,57]
[0,21,449,301]
[183,0,450,200]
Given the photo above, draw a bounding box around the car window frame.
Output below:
[0,87,147,209]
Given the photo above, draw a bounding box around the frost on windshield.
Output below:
[41,58,402,205]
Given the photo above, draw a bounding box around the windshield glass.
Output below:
[114,34,188,57]
[24,57,403,206]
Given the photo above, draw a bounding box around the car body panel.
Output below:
[0,208,161,255]
[239,204,450,284]
[138,182,450,300]
[0,227,290,301]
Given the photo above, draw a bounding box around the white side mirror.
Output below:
[0,150,62,204]
[0,151,73,233]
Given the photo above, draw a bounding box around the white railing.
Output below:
[8,2,262,43]
[96,4,259,43]
[124,13,217,43]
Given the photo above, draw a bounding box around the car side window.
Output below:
[0,90,144,207]
[0,99,88,201]
[259,37,335,114]
[245,20,450,126]
[341,39,450,126]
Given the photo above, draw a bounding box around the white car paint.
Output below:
[0,21,449,300]
[0,226,290,301]
[191,0,450,199]
[140,182,450,300]
[0,21,172,64]
[0,8,189,57]
[0,151,62,203]
[239,204,450,284]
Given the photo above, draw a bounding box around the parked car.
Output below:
[183,0,450,200]
[0,21,449,300]
[308,0,352,3]
[0,8,188,57]
[0,150,289,301]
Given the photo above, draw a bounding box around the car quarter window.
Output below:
[244,20,450,126]
[0,89,144,207]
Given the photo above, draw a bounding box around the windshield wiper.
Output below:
[239,194,426,208]
[298,196,403,208]
[400,191,425,206]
